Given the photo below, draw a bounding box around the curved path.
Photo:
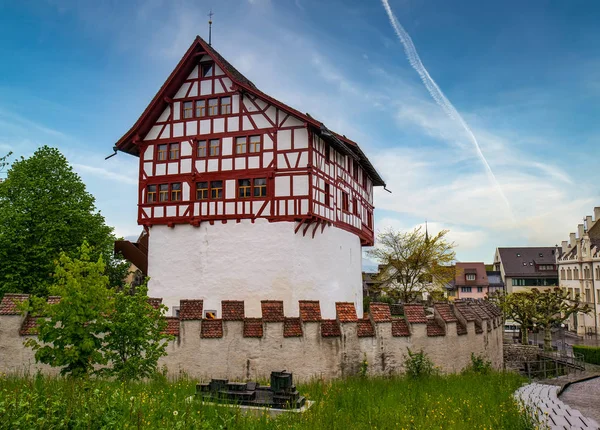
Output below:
[560,377,600,426]
[514,382,599,429]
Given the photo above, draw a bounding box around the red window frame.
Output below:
[341,191,349,212]
[156,143,180,161]
[237,178,267,199]
[147,182,183,204]
[324,183,331,207]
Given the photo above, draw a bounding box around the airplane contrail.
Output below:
[381,0,513,217]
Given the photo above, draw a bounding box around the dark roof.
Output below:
[455,262,489,286]
[486,271,504,286]
[114,36,385,187]
[497,247,558,277]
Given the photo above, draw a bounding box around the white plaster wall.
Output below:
[147,220,363,318]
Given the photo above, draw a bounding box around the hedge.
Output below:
[573,345,600,365]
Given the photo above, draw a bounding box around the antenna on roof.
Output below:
[208,9,214,46]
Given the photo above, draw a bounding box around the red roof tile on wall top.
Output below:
[369,303,392,323]
[243,318,264,338]
[164,317,180,336]
[321,319,341,337]
[201,319,223,338]
[180,300,203,320]
[261,301,284,322]
[147,298,162,309]
[454,302,477,322]
[434,303,457,323]
[357,319,375,337]
[299,301,321,322]
[392,318,410,337]
[0,294,29,315]
[47,296,61,305]
[336,302,358,322]
[222,300,244,321]
[427,320,445,337]
[19,315,40,336]
[403,304,427,323]
[469,303,491,320]
[283,318,303,337]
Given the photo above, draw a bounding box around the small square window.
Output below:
[196,182,208,200]
[201,63,213,78]
[221,97,231,115]
[171,183,182,201]
[254,178,267,197]
[197,140,207,157]
[238,179,251,198]
[169,143,179,160]
[159,184,169,202]
[183,102,193,119]
[157,144,168,161]
[147,185,157,203]
[324,183,331,207]
[209,139,220,156]
[196,100,206,117]
[210,181,223,199]
[249,135,261,153]
[236,137,247,154]
[208,98,218,116]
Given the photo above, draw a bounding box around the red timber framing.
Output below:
[114,36,385,246]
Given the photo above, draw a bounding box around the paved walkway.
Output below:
[560,377,600,426]
[514,382,599,429]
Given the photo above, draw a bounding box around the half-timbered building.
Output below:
[114,36,385,318]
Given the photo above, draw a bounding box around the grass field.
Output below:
[0,371,534,429]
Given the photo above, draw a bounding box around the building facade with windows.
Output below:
[557,208,600,335]
[493,247,559,294]
[451,262,489,299]
[113,36,385,318]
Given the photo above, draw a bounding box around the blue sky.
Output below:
[1,0,599,268]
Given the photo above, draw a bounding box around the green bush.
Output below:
[467,353,492,374]
[573,345,600,365]
[404,348,437,378]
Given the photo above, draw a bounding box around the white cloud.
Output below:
[71,163,138,186]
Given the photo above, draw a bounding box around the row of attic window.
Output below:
[146,178,268,203]
[182,96,232,119]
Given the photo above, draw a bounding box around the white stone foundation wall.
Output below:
[0,298,503,382]
[147,220,364,319]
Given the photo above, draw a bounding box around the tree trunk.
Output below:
[543,325,553,352]
[520,326,529,345]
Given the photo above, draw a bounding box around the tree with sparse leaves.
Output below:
[24,242,113,377]
[101,281,172,381]
[531,288,590,351]
[0,146,128,298]
[0,151,12,179]
[367,227,456,303]
[490,291,536,344]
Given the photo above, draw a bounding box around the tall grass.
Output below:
[0,371,533,429]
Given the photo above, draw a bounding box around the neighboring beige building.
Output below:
[557,207,600,335]
[494,247,559,293]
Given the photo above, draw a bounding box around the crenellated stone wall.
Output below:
[0,294,503,381]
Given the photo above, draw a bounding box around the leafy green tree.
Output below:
[24,242,113,377]
[101,281,172,380]
[0,146,127,297]
[367,227,456,302]
[530,288,590,351]
[0,151,12,178]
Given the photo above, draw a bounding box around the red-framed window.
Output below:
[341,191,349,212]
[209,139,220,156]
[235,135,261,155]
[182,96,233,119]
[221,96,231,115]
[238,178,267,198]
[157,143,179,161]
[197,139,220,158]
[353,197,359,216]
[210,181,223,199]
[147,182,182,203]
[325,144,330,163]
[324,183,331,207]
[367,210,373,229]
[196,182,208,200]
[362,172,367,189]
[353,163,359,182]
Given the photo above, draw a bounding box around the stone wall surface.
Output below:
[0,294,503,381]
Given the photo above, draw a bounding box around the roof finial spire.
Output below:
[208,9,214,46]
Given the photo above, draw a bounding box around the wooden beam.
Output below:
[303,219,313,237]
[294,218,306,234]
[312,219,321,239]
